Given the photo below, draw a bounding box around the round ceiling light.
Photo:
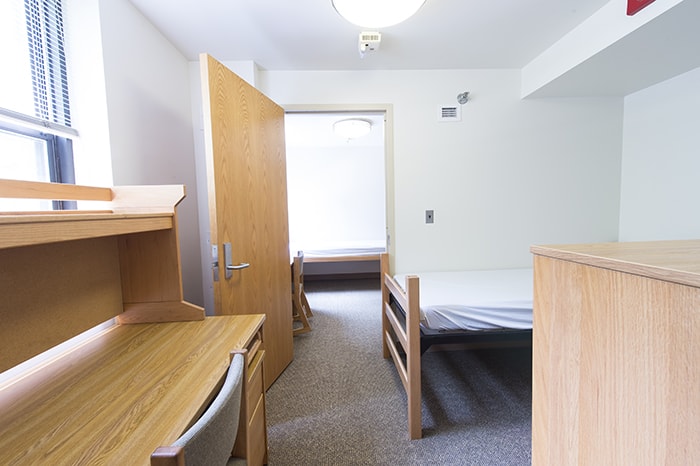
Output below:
[333,118,372,139]
[331,0,426,28]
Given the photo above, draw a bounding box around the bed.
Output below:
[292,240,386,263]
[380,253,533,439]
[290,241,386,280]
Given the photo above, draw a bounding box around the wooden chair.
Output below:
[296,251,313,317]
[151,354,247,466]
[292,251,313,335]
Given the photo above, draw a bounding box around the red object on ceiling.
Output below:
[627,0,656,15]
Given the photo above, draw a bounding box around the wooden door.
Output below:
[200,54,293,388]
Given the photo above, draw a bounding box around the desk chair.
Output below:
[151,354,247,466]
[292,251,313,335]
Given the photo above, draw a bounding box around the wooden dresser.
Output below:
[0,180,268,465]
[531,240,700,465]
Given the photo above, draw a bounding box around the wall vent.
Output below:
[438,105,461,122]
[360,32,381,43]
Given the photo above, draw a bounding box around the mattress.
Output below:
[291,240,386,258]
[303,246,385,257]
[393,269,533,332]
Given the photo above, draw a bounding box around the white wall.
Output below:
[619,66,700,241]
[522,0,686,98]
[287,144,386,249]
[259,69,624,273]
[64,0,112,188]
[64,1,698,305]
[94,0,203,305]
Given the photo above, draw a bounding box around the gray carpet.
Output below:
[265,279,532,465]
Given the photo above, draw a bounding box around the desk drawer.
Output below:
[246,349,264,411]
[247,393,267,466]
[245,330,263,363]
[232,332,267,464]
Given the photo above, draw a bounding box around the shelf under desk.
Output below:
[0,314,264,466]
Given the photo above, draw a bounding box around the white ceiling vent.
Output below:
[438,105,461,122]
[359,31,381,57]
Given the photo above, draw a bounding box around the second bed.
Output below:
[380,253,533,439]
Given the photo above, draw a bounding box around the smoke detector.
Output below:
[359,31,381,58]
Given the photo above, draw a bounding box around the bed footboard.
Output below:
[380,253,422,439]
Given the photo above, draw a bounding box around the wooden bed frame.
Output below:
[301,250,384,281]
[379,253,532,439]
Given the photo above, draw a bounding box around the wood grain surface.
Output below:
[201,54,293,388]
[532,240,700,465]
[0,315,264,466]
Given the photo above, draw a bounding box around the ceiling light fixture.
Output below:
[331,0,426,28]
[333,119,372,139]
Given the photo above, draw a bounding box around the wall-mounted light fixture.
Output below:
[333,118,372,139]
[332,0,426,28]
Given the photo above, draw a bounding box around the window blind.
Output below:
[26,0,71,127]
[0,0,75,198]
[0,0,74,134]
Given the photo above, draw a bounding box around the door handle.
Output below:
[226,262,250,270]
[223,242,250,279]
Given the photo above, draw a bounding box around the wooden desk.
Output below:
[0,180,268,465]
[531,240,700,465]
[0,315,264,465]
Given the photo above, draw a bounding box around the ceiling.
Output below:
[128,0,610,71]
[285,112,385,148]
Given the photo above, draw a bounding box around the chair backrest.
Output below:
[297,250,305,276]
[292,251,304,292]
[151,353,245,466]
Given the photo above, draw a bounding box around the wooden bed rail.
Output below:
[379,252,423,439]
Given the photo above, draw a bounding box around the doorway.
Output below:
[285,110,388,276]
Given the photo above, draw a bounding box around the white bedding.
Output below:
[291,240,386,258]
[303,247,385,257]
[393,269,533,332]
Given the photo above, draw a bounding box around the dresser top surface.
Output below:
[531,239,700,288]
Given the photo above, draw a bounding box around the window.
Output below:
[0,0,76,210]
